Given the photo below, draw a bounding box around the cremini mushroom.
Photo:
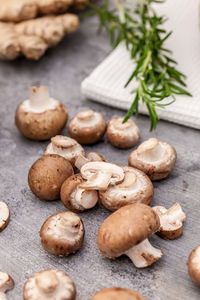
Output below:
[97,203,162,268]
[106,116,140,149]
[68,110,107,144]
[153,203,186,240]
[45,135,85,166]
[40,211,84,256]
[75,152,106,170]
[0,202,10,232]
[28,154,74,201]
[15,86,68,141]
[99,166,154,211]
[23,269,76,300]
[0,271,14,300]
[188,245,200,285]
[128,138,177,180]
[91,288,144,300]
[80,162,125,191]
[61,174,98,212]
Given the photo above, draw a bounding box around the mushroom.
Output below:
[45,135,85,166]
[0,272,14,300]
[128,138,177,180]
[0,202,10,232]
[97,203,162,268]
[99,166,154,211]
[68,110,107,144]
[188,245,200,285]
[80,162,125,191]
[106,116,140,149]
[153,202,186,240]
[23,269,76,300]
[15,86,68,141]
[91,288,144,300]
[60,174,98,212]
[75,152,106,170]
[40,211,84,256]
[28,154,74,201]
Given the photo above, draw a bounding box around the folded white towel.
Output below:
[82,0,200,129]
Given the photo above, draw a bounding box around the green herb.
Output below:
[89,0,192,130]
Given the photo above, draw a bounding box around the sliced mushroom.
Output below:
[99,166,154,211]
[97,203,162,268]
[45,135,85,166]
[0,202,10,232]
[23,269,76,300]
[80,162,125,191]
[15,86,68,140]
[28,154,74,201]
[153,203,186,239]
[75,152,106,170]
[188,245,200,285]
[61,174,98,212]
[0,272,14,300]
[91,287,144,300]
[106,116,140,149]
[128,138,177,180]
[68,110,107,144]
[40,211,84,256]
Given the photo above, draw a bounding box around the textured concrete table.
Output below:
[0,16,200,300]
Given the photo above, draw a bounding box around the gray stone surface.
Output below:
[0,16,200,300]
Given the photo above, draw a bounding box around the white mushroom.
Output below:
[75,152,106,170]
[80,162,125,191]
[153,203,186,239]
[0,272,14,300]
[128,138,177,180]
[0,202,10,232]
[45,135,85,166]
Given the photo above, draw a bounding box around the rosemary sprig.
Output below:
[89,0,192,130]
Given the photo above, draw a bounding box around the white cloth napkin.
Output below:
[82,0,200,129]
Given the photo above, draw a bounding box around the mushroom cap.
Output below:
[15,102,68,141]
[188,245,200,285]
[97,203,160,258]
[0,272,14,293]
[23,269,76,300]
[91,288,144,300]
[68,110,107,144]
[45,135,85,166]
[128,138,177,180]
[28,154,74,201]
[40,211,84,256]
[99,166,154,211]
[0,202,10,232]
[60,174,98,212]
[106,117,140,149]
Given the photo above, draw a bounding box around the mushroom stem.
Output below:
[124,239,163,268]
[80,171,112,190]
[29,86,55,112]
[73,187,98,209]
[75,155,89,170]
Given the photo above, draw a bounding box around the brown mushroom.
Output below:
[0,272,14,300]
[45,135,85,166]
[0,202,10,232]
[61,174,98,212]
[15,86,68,141]
[40,211,84,256]
[23,269,76,300]
[188,245,200,285]
[99,166,154,211]
[128,138,177,180]
[28,154,74,201]
[91,288,145,300]
[68,110,107,144]
[97,203,162,268]
[106,116,140,149]
[153,203,186,240]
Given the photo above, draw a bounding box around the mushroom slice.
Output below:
[153,203,186,239]
[61,174,98,212]
[68,109,107,144]
[91,287,144,300]
[106,116,140,149]
[23,269,76,300]
[15,85,68,141]
[99,166,154,211]
[0,272,14,300]
[45,135,85,166]
[128,138,177,180]
[188,245,200,285]
[0,202,10,232]
[75,152,106,170]
[40,211,84,256]
[80,162,124,191]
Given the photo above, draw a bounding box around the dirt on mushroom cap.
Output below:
[91,287,145,300]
